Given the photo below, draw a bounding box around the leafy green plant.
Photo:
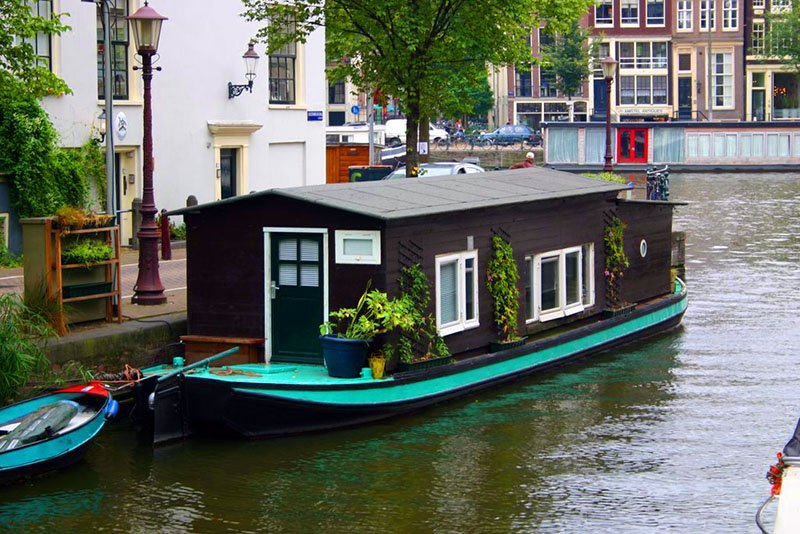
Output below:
[61,239,113,265]
[486,234,521,343]
[320,282,419,341]
[170,221,187,241]
[583,171,629,184]
[604,215,630,307]
[0,293,53,404]
[24,281,68,335]
[385,263,449,364]
[0,230,22,268]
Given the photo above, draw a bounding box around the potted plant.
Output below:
[319,283,418,378]
[486,234,524,352]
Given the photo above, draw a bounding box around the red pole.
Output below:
[160,208,171,260]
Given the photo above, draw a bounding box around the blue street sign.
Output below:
[351,105,360,115]
[307,111,323,122]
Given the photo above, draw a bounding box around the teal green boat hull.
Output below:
[0,384,115,484]
[149,280,687,443]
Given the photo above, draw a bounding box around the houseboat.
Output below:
[139,168,687,444]
[544,120,800,172]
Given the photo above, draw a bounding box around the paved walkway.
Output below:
[0,245,188,329]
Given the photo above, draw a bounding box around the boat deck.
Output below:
[149,362,393,386]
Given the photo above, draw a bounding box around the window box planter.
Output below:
[489,337,527,353]
[397,355,454,373]
[62,281,113,299]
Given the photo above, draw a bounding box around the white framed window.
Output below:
[526,244,594,323]
[596,0,613,26]
[647,0,665,26]
[334,230,381,264]
[619,42,668,69]
[677,1,693,31]
[435,250,479,336]
[752,21,765,55]
[700,0,716,31]
[621,0,639,26]
[753,0,765,8]
[712,52,733,108]
[723,0,738,30]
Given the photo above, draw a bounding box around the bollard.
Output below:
[160,208,172,260]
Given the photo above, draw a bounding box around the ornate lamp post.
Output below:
[601,56,618,173]
[128,2,167,305]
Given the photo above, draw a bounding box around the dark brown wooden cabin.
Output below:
[170,168,679,365]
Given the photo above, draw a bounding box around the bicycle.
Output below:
[646,164,670,201]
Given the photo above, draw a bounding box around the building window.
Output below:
[328,79,345,104]
[678,53,692,72]
[753,0,764,7]
[540,68,558,97]
[637,77,652,104]
[620,76,635,104]
[23,0,52,70]
[516,68,533,97]
[652,75,668,104]
[723,0,738,29]
[97,0,129,100]
[677,1,693,31]
[700,0,716,30]
[526,245,593,323]
[621,0,639,25]
[335,230,381,265]
[592,42,612,78]
[712,52,733,108]
[772,0,790,11]
[619,42,668,70]
[646,0,665,26]
[752,21,765,55]
[270,40,296,104]
[595,0,613,26]
[436,250,479,336]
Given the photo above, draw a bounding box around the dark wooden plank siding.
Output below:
[384,192,619,356]
[185,195,386,338]
[616,202,674,303]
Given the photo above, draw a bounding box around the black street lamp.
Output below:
[601,56,618,173]
[128,1,167,305]
[228,42,260,98]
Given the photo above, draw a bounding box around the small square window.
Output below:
[335,230,381,264]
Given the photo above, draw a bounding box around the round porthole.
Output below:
[640,239,648,258]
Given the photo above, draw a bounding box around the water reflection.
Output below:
[1,173,799,531]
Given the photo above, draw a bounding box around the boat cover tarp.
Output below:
[0,400,79,452]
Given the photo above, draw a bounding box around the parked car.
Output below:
[383,161,485,179]
[478,124,542,147]
[384,119,450,147]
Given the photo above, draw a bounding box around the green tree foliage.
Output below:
[242,0,595,175]
[437,66,494,126]
[0,0,71,98]
[0,85,89,217]
[540,20,596,101]
[765,7,800,72]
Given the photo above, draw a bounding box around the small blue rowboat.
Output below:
[0,384,118,485]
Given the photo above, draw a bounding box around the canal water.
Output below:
[1,173,798,532]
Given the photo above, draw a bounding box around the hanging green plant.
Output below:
[384,263,450,364]
[604,215,630,305]
[486,234,521,343]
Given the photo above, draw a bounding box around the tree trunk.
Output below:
[406,93,420,177]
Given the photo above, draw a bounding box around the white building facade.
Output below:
[41,0,327,244]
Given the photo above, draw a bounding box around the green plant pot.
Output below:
[319,335,369,378]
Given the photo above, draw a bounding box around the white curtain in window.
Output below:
[439,262,457,324]
[585,128,608,163]
[653,128,684,163]
[547,129,579,163]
